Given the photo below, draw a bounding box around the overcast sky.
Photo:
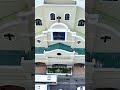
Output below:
[35,0,44,7]
[35,0,85,9]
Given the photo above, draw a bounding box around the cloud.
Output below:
[35,0,44,8]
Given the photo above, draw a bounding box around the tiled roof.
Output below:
[35,47,45,54]
[87,52,120,68]
[0,50,25,66]
[0,50,35,65]
[35,43,85,55]
[46,43,73,52]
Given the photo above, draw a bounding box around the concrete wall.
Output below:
[93,68,120,90]
[0,20,31,52]
[86,15,120,52]
[35,5,85,35]
[0,60,34,90]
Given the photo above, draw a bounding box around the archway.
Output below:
[35,62,46,74]
[0,85,25,90]
[73,63,85,76]
[74,63,84,67]
[50,23,69,30]
[49,23,69,41]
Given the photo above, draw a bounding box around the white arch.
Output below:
[0,83,25,88]
[0,20,28,32]
[35,34,44,39]
[87,21,120,38]
[50,23,69,30]
[74,35,85,41]
[96,23,120,37]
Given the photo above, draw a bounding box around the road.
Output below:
[50,76,85,90]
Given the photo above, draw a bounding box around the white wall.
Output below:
[0,20,31,51]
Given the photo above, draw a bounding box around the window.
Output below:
[78,19,85,26]
[50,13,55,20]
[37,40,41,43]
[53,32,65,40]
[35,19,42,26]
[65,13,70,20]
[77,41,81,44]
[57,53,62,56]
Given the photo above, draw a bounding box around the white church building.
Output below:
[35,0,85,90]
[0,0,120,90]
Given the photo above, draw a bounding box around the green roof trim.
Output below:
[73,48,85,55]
[0,50,35,65]
[46,43,73,52]
[92,53,120,68]
[35,47,45,54]
[0,53,21,66]
[35,43,85,55]
[0,50,26,65]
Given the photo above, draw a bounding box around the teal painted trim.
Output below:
[73,48,85,55]
[0,54,21,66]
[46,43,73,52]
[35,43,85,55]
[35,47,45,54]
[0,50,35,65]
[87,52,120,68]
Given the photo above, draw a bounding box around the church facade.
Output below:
[86,0,120,90]
[35,0,85,90]
[0,0,120,90]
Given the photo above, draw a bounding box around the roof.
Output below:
[35,43,85,55]
[0,50,25,66]
[93,53,120,68]
[35,47,45,54]
[74,48,85,55]
[0,50,34,65]
[46,43,73,52]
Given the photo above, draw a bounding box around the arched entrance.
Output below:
[74,63,85,67]
[73,63,85,76]
[35,62,46,74]
[0,85,25,90]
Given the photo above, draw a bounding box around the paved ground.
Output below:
[35,72,85,90]
[50,84,78,90]
[49,76,85,90]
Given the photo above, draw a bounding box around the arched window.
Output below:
[65,13,70,20]
[50,13,55,20]
[35,19,42,26]
[78,19,85,26]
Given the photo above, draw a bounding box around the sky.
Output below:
[35,0,44,8]
[35,0,85,9]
